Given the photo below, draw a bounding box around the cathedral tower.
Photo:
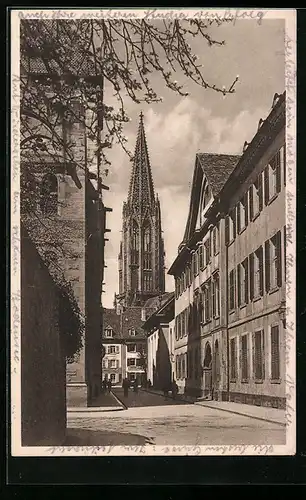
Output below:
[116,112,165,307]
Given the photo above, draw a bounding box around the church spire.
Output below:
[128,112,155,208]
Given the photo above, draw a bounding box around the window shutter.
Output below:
[276,152,281,193]
[264,166,269,205]
[116,359,119,368]
[225,216,229,245]
[259,247,264,296]
[249,253,254,300]
[249,186,254,220]
[237,203,241,233]
[276,230,282,287]
[261,331,265,380]
[244,192,249,225]
[116,345,119,353]
[233,209,237,238]
[233,270,236,309]
[258,173,263,211]
[237,265,241,307]
[239,337,242,380]
[265,240,271,292]
[252,333,255,380]
[245,258,249,304]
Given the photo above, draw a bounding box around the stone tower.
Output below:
[116,112,165,308]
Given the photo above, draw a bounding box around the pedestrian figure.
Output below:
[133,378,139,394]
[102,377,107,394]
[147,379,152,389]
[171,380,179,400]
[107,379,112,393]
[122,377,129,397]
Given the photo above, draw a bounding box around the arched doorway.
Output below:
[203,342,212,399]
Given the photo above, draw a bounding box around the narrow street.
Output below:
[66,389,286,447]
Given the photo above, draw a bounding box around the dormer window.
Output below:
[104,328,114,338]
[199,179,212,226]
[129,328,136,336]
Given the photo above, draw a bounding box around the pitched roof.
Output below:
[196,153,240,197]
[102,307,146,340]
[181,153,240,246]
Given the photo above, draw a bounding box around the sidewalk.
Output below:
[195,400,286,426]
[141,388,285,426]
[67,390,124,413]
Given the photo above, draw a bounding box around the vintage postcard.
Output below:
[10,8,296,457]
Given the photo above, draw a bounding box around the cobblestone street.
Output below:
[67,389,286,447]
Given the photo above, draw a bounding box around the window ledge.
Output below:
[228,238,235,247]
[253,295,262,303]
[241,379,249,384]
[229,308,236,314]
[214,251,220,257]
[230,379,237,383]
[270,378,281,384]
[268,193,278,206]
[251,211,260,223]
[238,226,247,236]
[255,379,264,384]
[239,303,247,310]
[213,314,220,320]
[268,287,279,295]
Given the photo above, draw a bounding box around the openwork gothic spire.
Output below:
[128,112,155,209]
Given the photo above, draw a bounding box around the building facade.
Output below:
[102,307,147,385]
[168,92,286,408]
[143,292,175,389]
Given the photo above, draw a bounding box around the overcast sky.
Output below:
[102,19,285,308]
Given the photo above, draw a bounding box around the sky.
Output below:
[101,19,285,308]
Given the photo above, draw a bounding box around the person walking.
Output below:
[171,379,179,400]
[102,377,107,394]
[107,379,112,393]
[122,377,129,398]
[133,378,139,394]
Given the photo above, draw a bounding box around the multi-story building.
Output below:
[142,292,175,389]
[102,306,147,385]
[168,92,286,408]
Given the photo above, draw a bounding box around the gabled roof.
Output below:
[102,307,146,340]
[197,153,240,197]
[182,153,240,245]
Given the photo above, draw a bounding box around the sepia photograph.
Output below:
[10,8,296,457]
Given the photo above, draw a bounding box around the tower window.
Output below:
[143,223,152,270]
[131,220,139,264]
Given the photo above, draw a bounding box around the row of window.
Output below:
[226,147,285,244]
[104,328,137,338]
[130,221,152,269]
[127,358,143,367]
[175,273,221,339]
[230,324,281,382]
[102,359,120,369]
[175,226,219,298]
[228,229,283,311]
[104,345,120,354]
[175,347,201,380]
[175,323,281,383]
